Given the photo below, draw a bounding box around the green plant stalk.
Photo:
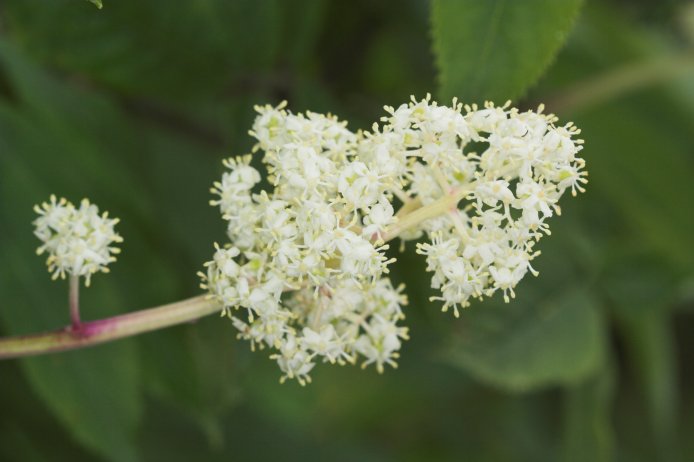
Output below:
[547,53,694,114]
[69,275,81,330]
[0,187,469,360]
[381,187,470,242]
[0,296,218,359]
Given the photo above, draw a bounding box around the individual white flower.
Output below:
[232,314,290,351]
[362,197,396,240]
[34,195,122,286]
[475,179,515,208]
[354,314,408,373]
[273,335,315,385]
[515,180,556,219]
[465,103,509,134]
[338,161,386,209]
[301,325,351,364]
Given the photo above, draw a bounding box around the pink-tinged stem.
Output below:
[69,275,81,330]
[0,295,220,359]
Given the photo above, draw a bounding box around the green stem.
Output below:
[381,187,470,242]
[0,295,219,359]
[546,53,694,114]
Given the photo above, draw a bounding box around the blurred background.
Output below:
[0,0,693,461]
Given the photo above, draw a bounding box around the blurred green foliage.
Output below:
[0,0,693,461]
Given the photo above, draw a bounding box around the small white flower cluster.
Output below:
[402,99,586,315]
[203,106,407,383]
[203,95,585,383]
[34,195,122,286]
[202,102,408,384]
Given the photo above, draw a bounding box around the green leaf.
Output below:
[576,96,694,270]
[88,0,103,9]
[3,0,282,101]
[444,288,606,392]
[0,361,96,462]
[431,0,584,102]
[140,318,243,449]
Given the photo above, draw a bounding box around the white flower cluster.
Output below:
[203,96,585,383]
[34,195,122,286]
[403,99,586,315]
[202,103,408,384]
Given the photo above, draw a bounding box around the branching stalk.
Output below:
[0,187,469,360]
[381,187,470,242]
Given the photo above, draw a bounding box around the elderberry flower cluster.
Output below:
[202,95,585,384]
[34,195,122,286]
[390,98,586,315]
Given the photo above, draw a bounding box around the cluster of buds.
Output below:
[33,195,122,286]
[202,95,586,384]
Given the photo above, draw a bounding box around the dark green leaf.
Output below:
[140,317,243,449]
[0,361,96,462]
[3,0,282,101]
[445,288,606,392]
[576,97,694,270]
[431,0,584,102]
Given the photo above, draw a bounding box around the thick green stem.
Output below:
[381,187,470,242]
[0,296,219,359]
